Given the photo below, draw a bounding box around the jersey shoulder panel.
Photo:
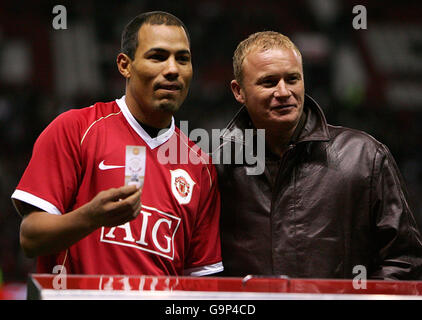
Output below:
[53,100,122,147]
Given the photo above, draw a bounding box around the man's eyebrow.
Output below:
[178,49,191,56]
[257,71,302,81]
[144,48,191,55]
[256,74,278,83]
[285,72,302,80]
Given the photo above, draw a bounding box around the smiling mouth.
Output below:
[271,104,296,110]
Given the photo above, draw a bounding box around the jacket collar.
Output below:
[220,94,330,145]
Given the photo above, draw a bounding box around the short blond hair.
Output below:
[233,31,302,84]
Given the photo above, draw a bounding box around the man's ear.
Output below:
[116,53,132,79]
[230,80,245,105]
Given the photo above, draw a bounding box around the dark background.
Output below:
[1,0,422,284]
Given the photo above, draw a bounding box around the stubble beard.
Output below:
[157,101,180,114]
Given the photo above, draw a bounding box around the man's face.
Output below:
[128,24,192,115]
[231,47,305,132]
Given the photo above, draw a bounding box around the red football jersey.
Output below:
[12,96,223,276]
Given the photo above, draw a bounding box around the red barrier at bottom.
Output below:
[27,274,422,300]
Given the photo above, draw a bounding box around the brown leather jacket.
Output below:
[216,95,422,280]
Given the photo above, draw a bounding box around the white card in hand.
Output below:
[124,145,146,188]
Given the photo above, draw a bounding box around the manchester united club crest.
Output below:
[175,176,190,197]
[170,169,195,205]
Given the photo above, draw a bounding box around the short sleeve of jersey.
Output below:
[184,163,223,276]
[12,110,83,215]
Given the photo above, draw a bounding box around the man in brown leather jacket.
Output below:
[216,31,422,280]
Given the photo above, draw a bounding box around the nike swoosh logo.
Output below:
[99,160,125,170]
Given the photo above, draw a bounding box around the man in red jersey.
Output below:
[11,11,223,276]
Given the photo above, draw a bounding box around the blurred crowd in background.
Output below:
[1,0,422,283]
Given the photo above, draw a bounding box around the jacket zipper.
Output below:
[270,144,295,274]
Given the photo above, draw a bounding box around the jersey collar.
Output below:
[116,96,175,149]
